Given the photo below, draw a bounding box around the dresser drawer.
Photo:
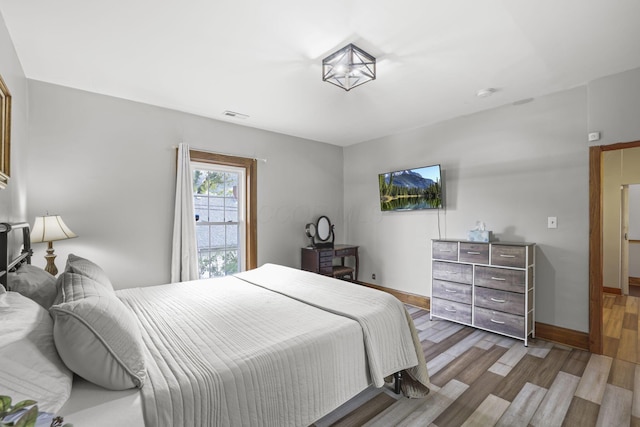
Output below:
[335,247,356,257]
[475,306,525,338]
[491,245,528,268]
[459,242,489,264]
[432,279,472,305]
[319,250,334,261]
[432,261,473,285]
[432,241,458,261]
[475,287,524,315]
[431,298,472,324]
[475,266,525,293]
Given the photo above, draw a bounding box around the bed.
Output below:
[0,222,430,426]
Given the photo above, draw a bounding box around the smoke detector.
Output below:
[476,88,498,98]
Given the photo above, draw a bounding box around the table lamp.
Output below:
[31,215,77,275]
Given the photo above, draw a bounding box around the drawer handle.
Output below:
[444,307,457,312]
[490,297,506,303]
[490,318,505,324]
[445,271,458,274]
[491,277,506,281]
[466,251,481,255]
[439,249,453,252]
[499,254,516,258]
[445,289,457,293]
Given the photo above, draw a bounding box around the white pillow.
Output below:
[65,254,114,291]
[7,264,57,308]
[0,292,72,413]
[50,274,146,390]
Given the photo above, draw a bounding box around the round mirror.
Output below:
[316,216,331,241]
[305,223,316,238]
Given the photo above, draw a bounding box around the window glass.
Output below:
[192,165,244,278]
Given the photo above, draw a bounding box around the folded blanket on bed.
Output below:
[236,264,431,397]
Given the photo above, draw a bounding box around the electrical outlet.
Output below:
[372,273,376,280]
[548,216,557,229]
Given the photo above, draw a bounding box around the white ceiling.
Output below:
[1,1,640,146]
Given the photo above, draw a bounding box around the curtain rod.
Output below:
[172,145,267,163]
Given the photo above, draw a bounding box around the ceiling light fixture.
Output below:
[322,44,376,91]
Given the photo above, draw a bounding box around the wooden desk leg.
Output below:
[355,251,359,281]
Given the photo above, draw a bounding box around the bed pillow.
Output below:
[50,280,147,390]
[57,271,114,301]
[65,254,114,291]
[7,263,57,308]
[0,292,72,413]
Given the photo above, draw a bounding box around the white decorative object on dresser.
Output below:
[430,239,535,346]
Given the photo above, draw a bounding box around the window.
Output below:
[189,150,257,278]
[193,164,244,277]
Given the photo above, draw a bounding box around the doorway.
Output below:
[589,140,640,354]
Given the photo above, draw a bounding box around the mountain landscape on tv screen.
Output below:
[379,167,442,211]
[389,170,435,189]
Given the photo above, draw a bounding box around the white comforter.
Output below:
[117,264,429,426]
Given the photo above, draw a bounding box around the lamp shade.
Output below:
[31,215,77,243]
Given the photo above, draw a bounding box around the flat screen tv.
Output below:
[378,164,443,211]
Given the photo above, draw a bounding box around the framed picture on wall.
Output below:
[0,73,10,189]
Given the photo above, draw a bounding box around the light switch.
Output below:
[548,216,557,229]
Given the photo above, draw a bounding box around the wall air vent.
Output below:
[222,110,249,119]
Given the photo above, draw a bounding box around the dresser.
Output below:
[430,239,535,346]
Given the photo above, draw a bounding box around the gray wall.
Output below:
[344,87,590,332]
[26,81,344,289]
[0,13,28,234]
[588,67,640,147]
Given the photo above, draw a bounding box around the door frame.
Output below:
[621,185,629,295]
[589,140,640,354]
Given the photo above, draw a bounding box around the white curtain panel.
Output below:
[170,143,198,282]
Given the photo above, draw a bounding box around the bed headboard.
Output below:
[0,222,32,289]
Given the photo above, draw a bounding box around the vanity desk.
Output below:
[301,245,359,281]
[301,215,359,281]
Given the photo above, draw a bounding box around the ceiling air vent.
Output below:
[222,110,249,119]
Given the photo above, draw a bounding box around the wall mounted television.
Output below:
[378,164,443,211]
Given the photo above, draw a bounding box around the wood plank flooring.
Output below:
[603,293,640,363]
[314,305,640,427]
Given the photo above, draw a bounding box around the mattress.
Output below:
[59,377,145,426]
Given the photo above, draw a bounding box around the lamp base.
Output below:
[44,242,58,276]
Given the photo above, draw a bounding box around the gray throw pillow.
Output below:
[65,254,114,291]
[7,263,57,308]
[56,271,114,302]
[50,274,146,390]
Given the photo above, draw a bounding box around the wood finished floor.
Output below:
[314,305,640,427]
[603,293,640,364]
